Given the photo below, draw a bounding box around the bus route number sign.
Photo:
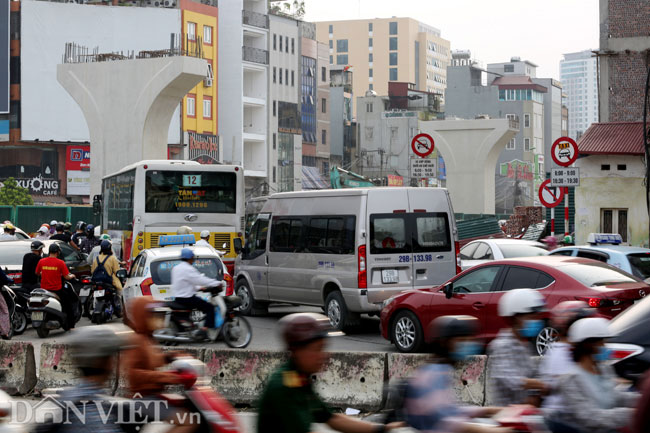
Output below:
[183,174,202,187]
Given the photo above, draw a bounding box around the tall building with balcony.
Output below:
[218,0,269,193]
[560,50,598,140]
[179,0,218,163]
[329,65,354,168]
[315,17,450,115]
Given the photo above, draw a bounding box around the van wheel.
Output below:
[325,291,359,331]
[235,280,267,316]
[391,310,423,353]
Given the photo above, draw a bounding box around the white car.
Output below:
[459,238,547,271]
[0,224,29,241]
[122,244,233,307]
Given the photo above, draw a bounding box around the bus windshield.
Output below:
[145,170,237,214]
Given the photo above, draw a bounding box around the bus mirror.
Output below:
[92,195,102,216]
[233,238,242,254]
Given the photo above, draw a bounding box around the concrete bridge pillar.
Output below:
[418,119,518,214]
[57,56,207,196]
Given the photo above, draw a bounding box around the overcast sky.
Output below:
[304,0,600,79]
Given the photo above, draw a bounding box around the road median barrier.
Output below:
[0,341,37,395]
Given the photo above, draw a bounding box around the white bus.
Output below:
[98,160,244,274]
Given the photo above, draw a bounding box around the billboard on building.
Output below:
[0,0,8,114]
[187,132,219,164]
[66,145,90,195]
[20,1,181,142]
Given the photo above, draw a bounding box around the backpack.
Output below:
[91,256,112,285]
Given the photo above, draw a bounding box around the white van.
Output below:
[234,187,459,330]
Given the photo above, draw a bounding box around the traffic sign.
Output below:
[410,157,436,178]
[551,137,578,167]
[550,167,580,187]
[538,179,565,208]
[411,133,435,158]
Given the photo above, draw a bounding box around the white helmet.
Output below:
[498,288,546,317]
[177,225,193,235]
[200,230,210,239]
[568,317,614,344]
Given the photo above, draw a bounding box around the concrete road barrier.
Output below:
[0,341,37,395]
[387,354,487,406]
[203,349,288,406]
[35,343,80,394]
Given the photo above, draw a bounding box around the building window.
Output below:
[617,164,627,171]
[273,166,276,183]
[186,94,196,117]
[279,68,283,84]
[389,37,398,51]
[273,67,277,83]
[279,36,283,52]
[285,69,289,85]
[504,64,514,73]
[601,209,628,242]
[322,129,327,145]
[368,22,373,31]
[292,38,295,54]
[524,113,530,128]
[336,55,348,65]
[389,52,398,66]
[330,55,333,64]
[389,68,398,81]
[389,21,398,35]
[187,22,196,41]
[273,34,277,50]
[321,66,326,82]
[369,53,373,63]
[322,98,326,113]
[366,102,373,113]
[328,24,333,33]
[336,39,348,52]
[203,97,212,119]
[273,100,276,116]
[524,138,531,151]
[329,40,333,49]
[369,38,373,47]
[601,164,610,170]
[273,133,276,149]
[203,26,213,45]
[369,83,373,90]
[506,138,515,150]
[285,36,289,53]
[369,68,373,78]
[291,70,295,86]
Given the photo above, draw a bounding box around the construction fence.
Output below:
[0,206,99,234]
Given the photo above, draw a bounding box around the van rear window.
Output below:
[414,214,451,253]
[370,213,451,255]
[370,215,410,255]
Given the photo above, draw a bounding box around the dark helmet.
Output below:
[76,221,86,231]
[64,222,72,231]
[428,315,480,341]
[279,313,333,349]
[30,240,45,251]
[100,240,112,254]
[56,223,65,232]
[86,224,95,236]
[48,243,61,255]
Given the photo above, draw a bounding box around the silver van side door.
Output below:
[241,213,270,300]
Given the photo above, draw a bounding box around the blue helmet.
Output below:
[180,248,194,260]
[100,240,112,254]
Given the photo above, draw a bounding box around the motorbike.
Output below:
[0,285,17,340]
[10,285,30,335]
[78,277,94,318]
[90,282,122,324]
[28,281,82,338]
[154,284,252,348]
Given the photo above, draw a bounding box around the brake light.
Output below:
[588,297,601,308]
[358,245,367,289]
[224,274,234,296]
[6,272,22,284]
[455,241,462,275]
[225,262,235,276]
[607,344,643,362]
[81,278,91,284]
[611,350,636,360]
[140,277,153,296]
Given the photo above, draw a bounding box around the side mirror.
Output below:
[233,238,243,254]
[443,282,454,299]
[116,269,127,280]
[92,195,102,216]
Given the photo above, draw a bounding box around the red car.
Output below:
[380,256,650,354]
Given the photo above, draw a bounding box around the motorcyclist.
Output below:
[50,224,71,243]
[88,234,122,266]
[123,297,196,433]
[91,240,124,304]
[556,317,638,432]
[403,315,510,433]
[257,312,405,433]
[0,223,17,241]
[63,222,73,239]
[70,221,87,251]
[170,248,224,333]
[195,230,211,247]
[80,224,100,254]
[49,220,58,235]
[34,226,50,240]
[35,243,78,330]
[21,240,44,290]
[540,301,593,433]
[487,288,548,406]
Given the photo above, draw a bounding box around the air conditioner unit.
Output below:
[204,78,213,87]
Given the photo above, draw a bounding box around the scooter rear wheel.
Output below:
[222,315,252,348]
[12,311,27,335]
[36,322,50,338]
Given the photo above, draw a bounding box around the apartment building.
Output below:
[560,50,598,140]
[315,17,450,114]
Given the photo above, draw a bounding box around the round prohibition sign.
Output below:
[551,136,578,167]
[538,179,565,208]
[411,133,435,158]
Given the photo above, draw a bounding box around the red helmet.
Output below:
[279,313,334,348]
[550,301,593,331]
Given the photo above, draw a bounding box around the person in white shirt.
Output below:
[0,223,18,241]
[34,226,50,241]
[195,230,211,248]
[170,248,223,331]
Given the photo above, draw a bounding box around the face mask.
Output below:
[450,341,482,361]
[594,346,612,362]
[518,319,544,338]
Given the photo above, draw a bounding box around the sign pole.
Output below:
[564,187,569,237]
[551,208,555,237]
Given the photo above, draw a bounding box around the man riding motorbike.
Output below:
[35,243,78,330]
[170,248,223,334]
[80,224,100,254]
[71,221,87,251]
[50,224,71,243]
[21,240,44,290]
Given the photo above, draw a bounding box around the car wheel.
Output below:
[391,310,423,353]
[325,291,360,331]
[536,325,559,356]
[235,279,267,316]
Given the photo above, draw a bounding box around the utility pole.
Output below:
[643,66,650,246]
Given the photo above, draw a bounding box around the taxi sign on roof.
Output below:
[158,234,196,246]
[587,233,623,245]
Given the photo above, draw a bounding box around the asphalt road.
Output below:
[13,304,396,353]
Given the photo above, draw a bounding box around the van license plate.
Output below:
[31,312,43,321]
[382,269,399,284]
[94,290,105,297]
[79,289,90,297]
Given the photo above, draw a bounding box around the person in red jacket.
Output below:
[35,243,77,329]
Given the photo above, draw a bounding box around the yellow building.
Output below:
[179,0,219,163]
[316,17,450,115]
